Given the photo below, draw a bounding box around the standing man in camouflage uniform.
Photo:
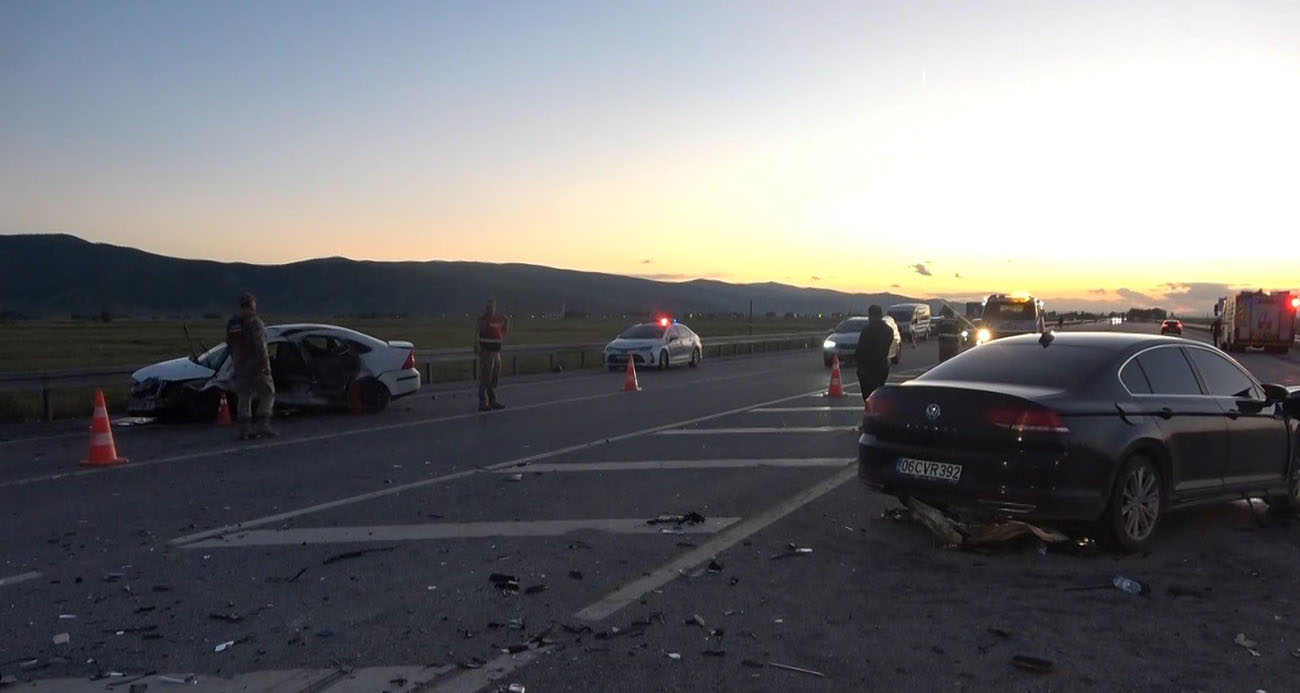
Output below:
[226,292,276,440]
[474,298,508,412]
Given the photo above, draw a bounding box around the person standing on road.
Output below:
[936,305,961,363]
[1211,316,1223,348]
[855,305,896,400]
[474,298,508,412]
[226,292,276,440]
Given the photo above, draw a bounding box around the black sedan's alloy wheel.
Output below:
[1105,455,1163,551]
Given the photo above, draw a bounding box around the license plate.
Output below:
[896,457,962,483]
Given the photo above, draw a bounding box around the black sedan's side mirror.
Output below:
[1262,384,1289,405]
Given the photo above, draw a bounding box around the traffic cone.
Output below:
[215,392,233,426]
[80,389,128,467]
[828,355,845,398]
[623,355,641,392]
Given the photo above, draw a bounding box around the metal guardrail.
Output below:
[0,331,830,421]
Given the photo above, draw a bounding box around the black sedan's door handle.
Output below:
[1158,407,1174,420]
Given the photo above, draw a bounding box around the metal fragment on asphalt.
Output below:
[768,662,825,678]
[214,640,235,653]
[52,633,70,645]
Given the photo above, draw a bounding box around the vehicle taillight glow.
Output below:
[1291,297,1299,310]
[864,391,891,417]
[402,350,415,370]
[659,317,670,327]
[987,407,1068,434]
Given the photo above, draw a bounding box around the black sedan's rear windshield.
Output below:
[918,342,1117,390]
[620,325,667,339]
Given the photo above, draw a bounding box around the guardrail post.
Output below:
[423,362,432,384]
[580,351,586,368]
[513,356,519,376]
[43,387,53,422]
[472,357,478,381]
[549,353,555,371]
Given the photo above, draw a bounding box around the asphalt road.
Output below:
[2,326,1299,692]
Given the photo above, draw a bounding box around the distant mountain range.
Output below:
[0,234,945,319]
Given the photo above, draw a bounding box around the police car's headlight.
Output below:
[976,328,992,345]
[960,330,969,339]
[823,339,836,349]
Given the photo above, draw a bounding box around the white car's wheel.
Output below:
[659,350,670,371]
[689,347,701,368]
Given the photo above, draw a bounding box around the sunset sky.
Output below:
[2,0,1298,312]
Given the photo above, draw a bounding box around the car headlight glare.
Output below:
[976,328,992,344]
[823,339,836,349]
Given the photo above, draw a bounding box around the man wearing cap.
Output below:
[474,299,508,412]
[226,293,276,439]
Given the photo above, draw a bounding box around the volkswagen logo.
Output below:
[925,403,942,421]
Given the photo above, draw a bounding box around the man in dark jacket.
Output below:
[226,292,276,440]
[855,305,895,399]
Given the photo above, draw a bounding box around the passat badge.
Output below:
[925,403,941,421]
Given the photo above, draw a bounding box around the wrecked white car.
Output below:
[128,324,420,420]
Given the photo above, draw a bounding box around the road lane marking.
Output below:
[656,426,859,435]
[492,458,854,473]
[429,647,553,693]
[170,385,837,546]
[750,406,864,412]
[0,367,788,489]
[0,571,42,588]
[573,464,858,622]
[182,517,742,549]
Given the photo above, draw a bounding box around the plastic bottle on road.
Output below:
[1112,575,1147,595]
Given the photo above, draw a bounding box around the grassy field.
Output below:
[0,316,835,422]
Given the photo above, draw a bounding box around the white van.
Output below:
[887,303,932,341]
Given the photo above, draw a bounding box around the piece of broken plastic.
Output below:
[1011,654,1054,674]
[52,633,70,645]
[214,641,235,653]
[667,652,682,661]
[507,685,526,693]
[504,473,524,482]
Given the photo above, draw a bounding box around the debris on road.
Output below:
[1011,654,1054,674]
[1112,575,1149,596]
[156,675,197,685]
[646,511,706,526]
[987,628,1013,639]
[559,623,592,635]
[703,649,726,657]
[1235,633,1261,657]
[265,568,308,584]
[321,546,398,565]
[458,658,486,670]
[907,498,1069,548]
[2,674,20,687]
[490,573,522,592]
[771,543,814,560]
[58,614,77,620]
[504,473,524,482]
[209,613,244,624]
[507,685,526,693]
[768,662,825,678]
[214,641,236,653]
[568,571,583,580]
[667,653,681,661]
[742,659,764,669]
[524,584,548,595]
[52,633,70,645]
[707,560,724,573]
[317,628,334,638]
[685,614,707,628]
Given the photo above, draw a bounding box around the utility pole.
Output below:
[748,299,753,335]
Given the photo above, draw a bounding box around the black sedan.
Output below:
[858,332,1300,550]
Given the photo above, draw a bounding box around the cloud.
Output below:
[911,263,932,277]
[890,283,902,288]
[640,259,653,264]
[632,272,732,281]
[1089,288,1107,295]
[954,273,963,279]
[810,275,822,281]
[1115,288,1158,303]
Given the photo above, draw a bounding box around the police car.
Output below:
[603,318,703,370]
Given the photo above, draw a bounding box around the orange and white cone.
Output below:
[215,392,233,426]
[80,389,128,467]
[828,355,845,398]
[623,354,641,392]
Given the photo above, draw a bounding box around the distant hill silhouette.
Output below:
[0,234,939,319]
